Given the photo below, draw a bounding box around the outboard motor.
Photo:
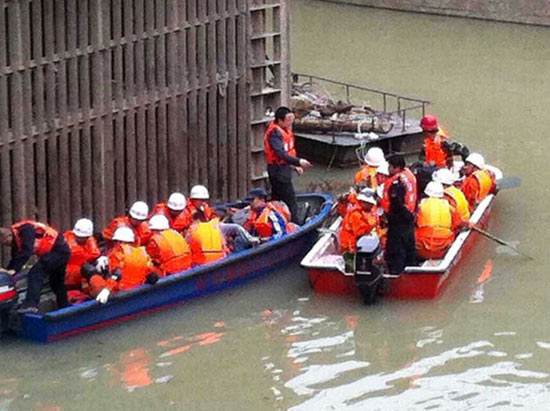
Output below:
[0,271,17,334]
[354,234,383,305]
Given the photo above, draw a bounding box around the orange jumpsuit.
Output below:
[64,231,101,290]
[186,201,216,221]
[423,133,449,168]
[89,243,155,296]
[102,216,152,247]
[146,229,192,275]
[339,206,379,253]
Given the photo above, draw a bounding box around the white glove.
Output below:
[96,256,109,272]
[376,185,384,200]
[96,288,111,304]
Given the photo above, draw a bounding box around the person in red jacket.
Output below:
[146,215,192,275]
[0,221,71,313]
[151,192,192,233]
[460,153,497,211]
[64,218,101,297]
[380,154,417,214]
[103,201,152,247]
[244,188,288,241]
[264,106,312,222]
[339,190,379,253]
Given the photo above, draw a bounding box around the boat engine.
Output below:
[354,234,383,305]
[0,270,17,335]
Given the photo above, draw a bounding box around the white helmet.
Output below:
[376,161,390,176]
[433,168,458,186]
[149,214,170,231]
[190,185,210,200]
[129,201,149,220]
[112,226,135,243]
[167,192,187,211]
[73,218,93,238]
[364,147,385,167]
[424,181,445,198]
[357,188,377,205]
[465,152,485,169]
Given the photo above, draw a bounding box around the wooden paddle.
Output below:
[471,225,533,260]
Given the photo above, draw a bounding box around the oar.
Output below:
[471,225,533,260]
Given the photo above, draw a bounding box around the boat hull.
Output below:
[304,192,496,301]
[15,194,333,343]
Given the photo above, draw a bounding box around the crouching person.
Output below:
[0,221,71,313]
[147,215,192,275]
[87,227,159,304]
[244,188,290,242]
[64,219,101,304]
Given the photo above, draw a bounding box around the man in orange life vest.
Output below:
[151,192,192,233]
[64,218,101,296]
[264,106,312,223]
[0,221,71,313]
[88,226,159,304]
[380,154,417,214]
[433,168,471,222]
[460,152,497,212]
[146,214,192,275]
[420,115,450,168]
[339,189,379,254]
[103,201,152,247]
[354,147,386,189]
[415,181,464,260]
[186,185,216,221]
[244,188,288,241]
[186,210,227,266]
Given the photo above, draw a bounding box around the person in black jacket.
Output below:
[385,180,417,275]
[263,106,312,223]
[0,221,71,313]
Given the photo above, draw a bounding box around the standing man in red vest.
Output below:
[264,106,312,223]
[0,221,71,313]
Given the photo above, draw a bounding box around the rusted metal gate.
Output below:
[0,0,288,248]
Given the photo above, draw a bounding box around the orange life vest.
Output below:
[252,206,287,239]
[146,229,192,275]
[188,219,227,265]
[151,203,192,232]
[109,243,153,291]
[339,206,379,253]
[102,216,152,246]
[444,186,470,222]
[264,121,296,165]
[415,198,454,259]
[424,133,448,168]
[64,231,101,288]
[12,220,58,256]
[381,168,417,214]
[461,169,495,210]
[354,165,378,188]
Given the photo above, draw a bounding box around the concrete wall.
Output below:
[322,0,550,26]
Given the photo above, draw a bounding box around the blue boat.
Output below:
[11,193,332,343]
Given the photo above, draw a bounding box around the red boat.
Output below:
[301,167,502,301]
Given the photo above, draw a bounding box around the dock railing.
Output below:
[292,73,431,132]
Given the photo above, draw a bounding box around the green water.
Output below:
[1,2,550,410]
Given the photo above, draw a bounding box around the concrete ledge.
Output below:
[320,0,550,27]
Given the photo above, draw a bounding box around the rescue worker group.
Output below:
[0,106,496,314]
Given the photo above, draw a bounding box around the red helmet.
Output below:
[420,115,439,132]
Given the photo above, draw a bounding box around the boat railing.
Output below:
[292,73,431,132]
